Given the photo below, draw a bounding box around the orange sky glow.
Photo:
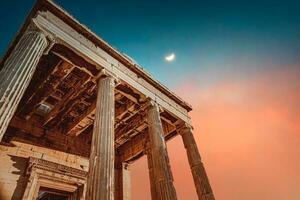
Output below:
[131,66,300,200]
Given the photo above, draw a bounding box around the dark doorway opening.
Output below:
[37,187,70,200]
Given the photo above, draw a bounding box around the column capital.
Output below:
[145,98,164,112]
[95,68,120,86]
[115,161,130,170]
[26,21,57,55]
[27,21,57,41]
[43,34,56,55]
[147,98,157,108]
[26,21,46,35]
[123,162,130,170]
[177,122,193,136]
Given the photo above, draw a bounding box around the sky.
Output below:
[1,0,300,199]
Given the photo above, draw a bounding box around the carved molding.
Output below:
[23,157,87,200]
[26,157,88,179]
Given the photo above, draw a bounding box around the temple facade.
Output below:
[0,1,214,199]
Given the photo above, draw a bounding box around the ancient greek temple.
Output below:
[0,0,215,199]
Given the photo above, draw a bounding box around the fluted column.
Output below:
[147,101,177,200]
[0,24,49,141]
[179,126,215,200]
[146,145,158,200]
[86,76,115,200]
[115,162,131,200]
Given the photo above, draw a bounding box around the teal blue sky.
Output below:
[1,0,300,88]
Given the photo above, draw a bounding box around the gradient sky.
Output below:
[1,0,300,199]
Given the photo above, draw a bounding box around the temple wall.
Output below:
[0,140,89,200]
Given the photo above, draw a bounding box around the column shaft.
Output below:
[181,127,215,200]
[147,102,177,200]
[0,27,48,140]
[146,147,158,200]
[86,76,115,200]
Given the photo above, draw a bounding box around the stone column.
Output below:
[0,24,49,141]
[86,76,115,200]
[179,126,215,200]
[115,162,131,200]
[146,145,158,200]
[147,101,177,200]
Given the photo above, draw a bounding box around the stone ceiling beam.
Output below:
[33,12,192,125]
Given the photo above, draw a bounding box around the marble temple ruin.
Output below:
[0,0,215,199]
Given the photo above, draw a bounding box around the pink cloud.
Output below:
[131,66,300,200]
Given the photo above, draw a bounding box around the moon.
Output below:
[165,53,175,62]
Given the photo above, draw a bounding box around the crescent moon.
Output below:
[165,53,175,62]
